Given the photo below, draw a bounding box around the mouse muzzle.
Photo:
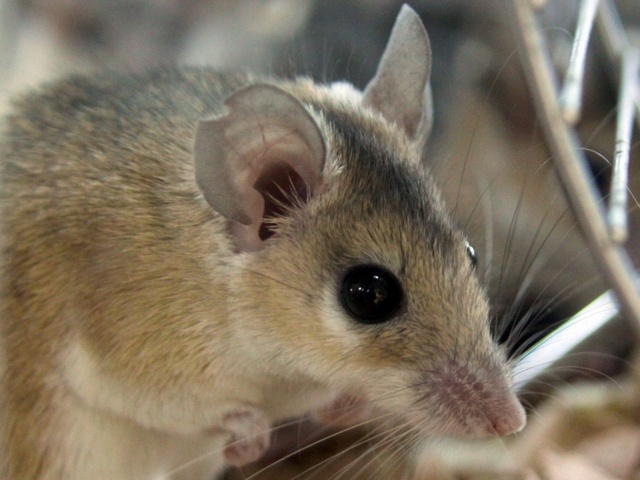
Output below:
[416,357,526,438]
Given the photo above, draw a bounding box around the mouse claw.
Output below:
[221,408,271,466]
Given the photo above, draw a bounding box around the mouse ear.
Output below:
[363,4,433,148]
[194,84,326,252]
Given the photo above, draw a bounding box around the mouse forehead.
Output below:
[311,108,463,273]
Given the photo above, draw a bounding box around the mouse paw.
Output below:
[221,408,271,467]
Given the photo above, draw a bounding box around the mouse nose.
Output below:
[489,396,526,436]
[423,360,527,438]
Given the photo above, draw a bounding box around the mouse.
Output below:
[0,5,526,480]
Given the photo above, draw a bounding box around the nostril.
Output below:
[490,403,527,436]
[491,419,510,436]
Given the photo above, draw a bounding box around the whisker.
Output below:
[238,411,400,480]
[512,298,614,360]
[506,275,603,358]
[318,422,414,480]
[453,47,519,218]
[243,268,312,297]
[163,417,316,478]
[494,170,532,315]
[497,236,598,352]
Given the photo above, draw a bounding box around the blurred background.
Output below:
[1,1,639,478]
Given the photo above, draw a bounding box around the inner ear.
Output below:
[194,84,326,252]
[255,162,307,241]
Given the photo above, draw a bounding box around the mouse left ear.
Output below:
[363,4,433,148]
[194,84,326,252]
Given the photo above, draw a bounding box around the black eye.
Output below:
[340,265,404,324]
[465,241,477,268]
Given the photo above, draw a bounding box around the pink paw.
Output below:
[221,408,271,466]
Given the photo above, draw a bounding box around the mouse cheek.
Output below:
[314,393,373,427]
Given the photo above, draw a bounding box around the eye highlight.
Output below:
[340,265,404,324]
[465,241,478,269]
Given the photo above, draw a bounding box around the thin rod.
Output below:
[608,47,640,243]
[506,0,640,334]
[559,0,600,124]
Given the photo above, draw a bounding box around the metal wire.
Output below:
[507,0,640,334]
[559,0,600,125]
[609,45,639,242]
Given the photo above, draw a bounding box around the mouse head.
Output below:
[194,5,525,438]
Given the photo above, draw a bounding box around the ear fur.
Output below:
[363,4,433,146]
[194,84,326,252]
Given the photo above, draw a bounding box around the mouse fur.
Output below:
[0,6,525,480]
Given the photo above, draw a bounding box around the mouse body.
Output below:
[0,6,525,480]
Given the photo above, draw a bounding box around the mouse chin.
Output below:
[411,360,526,439]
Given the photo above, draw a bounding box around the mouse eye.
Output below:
[465,241,478,269]
[340,265,403,324]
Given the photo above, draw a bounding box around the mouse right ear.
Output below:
[363,4,433,149]
[194,84,326,252]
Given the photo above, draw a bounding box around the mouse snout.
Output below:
[420,360,526,438]
[487,393,526,436]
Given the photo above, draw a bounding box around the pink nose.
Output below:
[426,360,527,438]
[489,397,526,436]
